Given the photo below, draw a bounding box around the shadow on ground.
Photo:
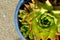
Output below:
[16,38,21,40]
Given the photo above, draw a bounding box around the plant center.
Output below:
[41,17,51,25]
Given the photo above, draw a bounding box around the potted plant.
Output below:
[14,0,60,40]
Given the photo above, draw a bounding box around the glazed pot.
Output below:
[14,0,60,40]
[14,0,26,40]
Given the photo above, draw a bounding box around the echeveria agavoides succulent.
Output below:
[18,0,60,40]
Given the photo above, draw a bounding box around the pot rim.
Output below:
[14,0,26,40]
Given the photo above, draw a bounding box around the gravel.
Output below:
[0,0,21,40]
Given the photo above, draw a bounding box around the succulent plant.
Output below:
[18,0,60,40]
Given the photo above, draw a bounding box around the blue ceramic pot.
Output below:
[14,0,26,40]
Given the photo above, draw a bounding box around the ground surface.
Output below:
[0,0,21,40]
